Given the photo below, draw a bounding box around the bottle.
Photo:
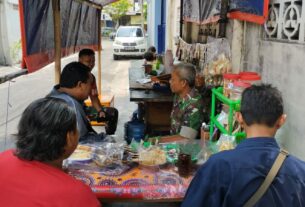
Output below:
[201,122,210,141]
[155,58,160,70]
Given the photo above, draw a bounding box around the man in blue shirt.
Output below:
[47,62,105,142]
[182,84,305,207]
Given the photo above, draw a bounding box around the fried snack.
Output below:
[69,150,91,160]
[76,145,92,152]
[139,147,167,166]
[94,154,111,167]
[218,140,235,151]
[69,145,93,160]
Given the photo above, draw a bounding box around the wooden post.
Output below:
[218,0,229,38]
[179,0,183,38]
[140,0,144,30]
[231,20,243,73]
[52,0,61,84]
[97,9,102,95]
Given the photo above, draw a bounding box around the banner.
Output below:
[228,0,269,24]
[183,0,269,25]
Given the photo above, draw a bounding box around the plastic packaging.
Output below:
[216,134,236,152]
[138,146,167,167]
[223,73,240,97]
[230,81,251,101]
[93,142,125,167]
[66,139,213,201]
[217,110,228,127]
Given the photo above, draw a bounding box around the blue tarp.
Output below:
[183,0,268,25]
[20,0,99,72]
[230,0,264,16]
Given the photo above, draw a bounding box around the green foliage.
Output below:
[10,40,22,64]
[103,0,132,27]
[143,1,147,20]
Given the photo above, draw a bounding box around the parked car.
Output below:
[112,26,147,60]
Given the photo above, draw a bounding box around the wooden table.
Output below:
[67,161,194,203]
[129,67,173,134]
[67,140,206,204]
[129,67,153,90]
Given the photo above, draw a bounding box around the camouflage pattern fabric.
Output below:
[171,89,203,135]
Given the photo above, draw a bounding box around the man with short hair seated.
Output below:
[79,49,118,135]
[47,62,104,142]
[166,63,203,140]
[0,97,100,206]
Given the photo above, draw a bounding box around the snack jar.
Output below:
[240,73,261,85]
[223,73,240,98]
[239,71,259,76]
[230,81,251,101]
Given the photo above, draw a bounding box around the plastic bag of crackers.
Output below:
[216,134,236,152]
[204,54,232,86]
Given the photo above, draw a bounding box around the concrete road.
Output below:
[0,39,139,151]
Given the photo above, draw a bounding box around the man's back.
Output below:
[47,85,97,141]
[182,138,305,207]
[0,150,100,207]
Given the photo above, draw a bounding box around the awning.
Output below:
[228,0,269,25]
[19,0,99,73]
[19,0,119,73]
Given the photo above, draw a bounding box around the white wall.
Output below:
[239,22,305,160]
[260,41,305,160]
[0,0,9,64]
[165,0,180,53]
[146,0,155,47]
[0,0,21,65]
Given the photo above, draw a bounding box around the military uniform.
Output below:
[171,89,203,138]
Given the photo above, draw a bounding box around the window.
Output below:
[264,0,304,42]
[117,27,143,37]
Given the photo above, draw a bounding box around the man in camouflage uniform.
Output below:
[170,63,203,139]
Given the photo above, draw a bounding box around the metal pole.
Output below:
[97,9,102,95]
[52,0,61,84]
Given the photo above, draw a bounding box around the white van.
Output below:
[112,26,147,60]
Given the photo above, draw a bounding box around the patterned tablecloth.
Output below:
[67,161,194,200]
